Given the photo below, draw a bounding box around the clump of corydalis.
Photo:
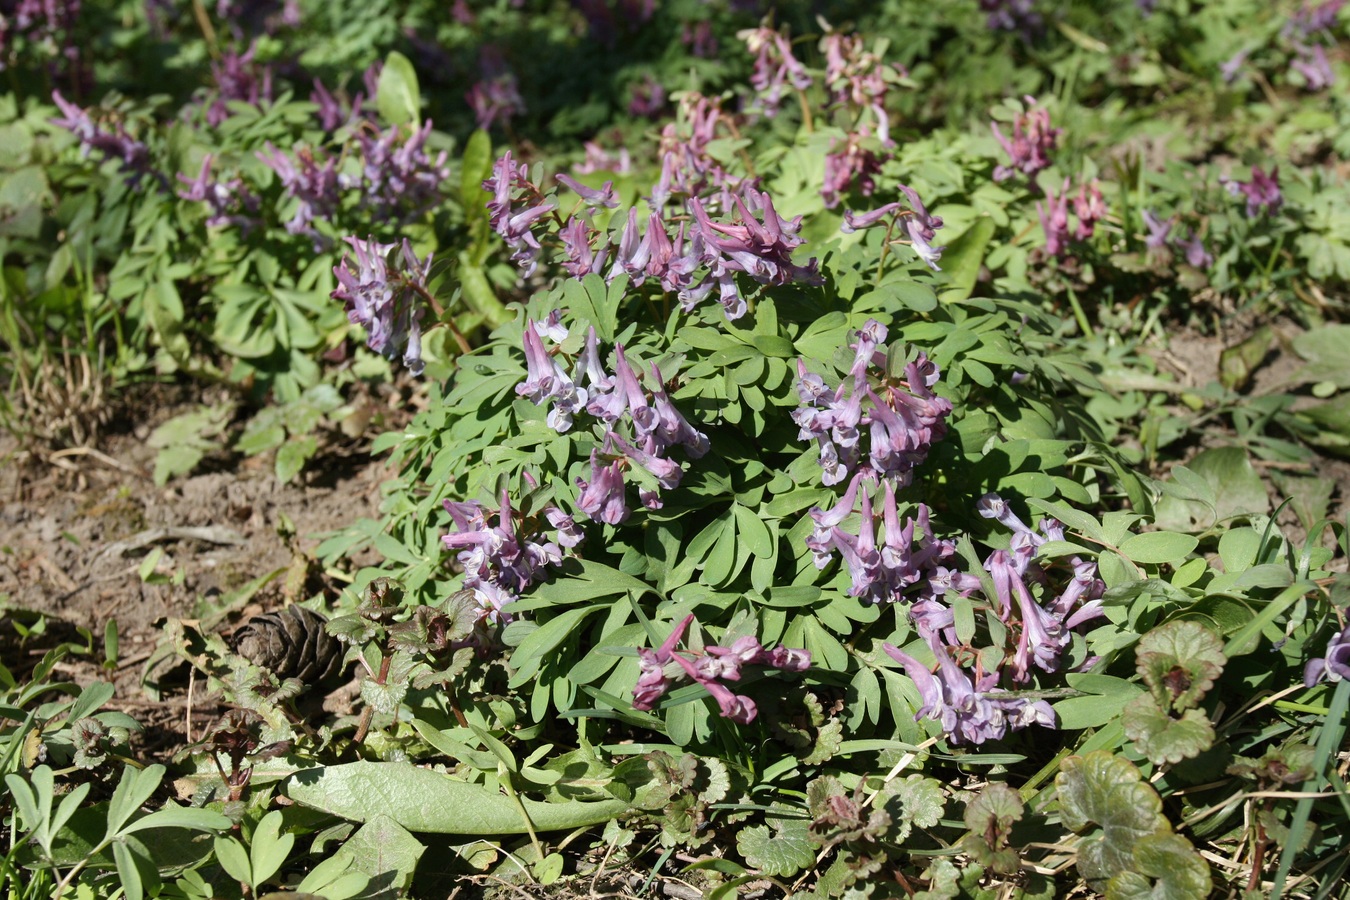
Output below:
[840,184,947,271]
[806,476,969,607]
[516,318,709,524]
[739,25,812,118]
[176,154,260,231]
[205,43,273,127]
[1224,165,1283,218]
[256,143,341,239]
[50,90,160,188]
[486,143,821,321]
[991,96,1059,182]
[793,318,952,486]
[979,0,1043,40]
[483,150,557,277]
[467,46,525,132]
[346,120,451,222]
[331,237,431,374]
[442,487,583,620]
[818,28,906,207]
[1037,179,1105,259]
[2,0,82,77]
[632,614,810,723]
[883,493,1105,745]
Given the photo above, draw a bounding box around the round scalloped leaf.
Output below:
[1135,621,1225,712]
[1105,833,1212,900]
[1121,695,1216,766]
[1056,752,1169,888]
[735,819,815,878]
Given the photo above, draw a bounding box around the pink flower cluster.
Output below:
[516,318,708,523]
[442,487,583,620]
[633,614,810,723]
[883,493,1105,745]
[793,319,952,486]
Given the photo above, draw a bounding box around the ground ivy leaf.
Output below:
[1055,752,1169,888]
[736,817,815,877]
[1135,621,1225,712]
[1105,833,1212,900]
[883,774,945,831]
[1121,696,1215,765]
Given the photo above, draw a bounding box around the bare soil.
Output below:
[0,404,392,756]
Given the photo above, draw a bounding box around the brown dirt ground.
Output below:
[0,404,392,757]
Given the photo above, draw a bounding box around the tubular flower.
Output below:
[1304,624,1350,686]
[441,486,581,620]
[51,90,160,188]
[991,96,1059,181]
[331,237,430,374]
[795,320,953,486]
[631,615,810,723]
[740,26,813,118]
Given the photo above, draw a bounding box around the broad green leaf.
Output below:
[376,51,421,126]
[1121,696,1215,766]
[461,129,493,219]
[1117,532,1198,566]
[1056,752,1169,889]
[1053,675,1144,730]
[938,216,995,300]
[735,819,814,877]
[249,811,294,888]
[112,840,146,900]
[214,835,253,885]
[1106,833,1212,900]
[284,762,631,833]
[106,764,166,839]
[119,805,232,835]
[329,814,424,893]
[275,436,318,484]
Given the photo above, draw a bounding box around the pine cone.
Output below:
[232,606,348,694]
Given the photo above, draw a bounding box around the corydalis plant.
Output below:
[331,236,431,373]
[485,147,822,320]
[516,318,709,522]
[632,614,810,723]
[841,185,947,271]
[991,96,1059,182]
[441,486,583,620]
[881,493,1105,745]
[793,318,951,485]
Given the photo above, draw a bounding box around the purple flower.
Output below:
[632,614,810,722]
[1291,43,1334,90]
[991,97,1059,181]
[979,0,1043,39]
[467,46,525,131]
[348,120,451,223]
[1037,182,1072,259]
[442,487,577,620]
[517,319,587,431]
[556,173,619,209]
[1226,165,1283,218]
[257,142,341,238]
[884,642,1053,745]
[50,90,159,188]
[821,31,900,147]
[1073,181,1107,241]
[176,154,260,231]
[1285,0,1347,37]
[1177,229,1213,268]
[740,26,813,118]
[822,134,883,208]
[558,218,609,279]
[1221,48,1251,83]
[1304,624,1350,687]
[841,185,945,270]
[331,236,430,374]
[310,77,366,131]
[1141,209,1175,254]
[206,43,272,126]
[628,74,667,118]
[576,447,629,525]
